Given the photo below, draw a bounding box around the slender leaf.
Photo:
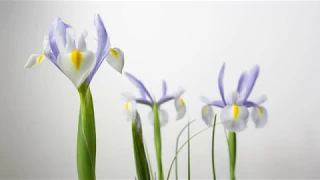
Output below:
[212,115,217,180]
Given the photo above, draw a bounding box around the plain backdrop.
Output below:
[1,1,320,179]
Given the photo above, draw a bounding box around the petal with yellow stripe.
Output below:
[220,105,249,132]
[24,53,45,68]
[251,106,268,128]
[201,105,214,126]
[174,97,186,120]
[57,50,95,88]
[125,100,137,121]
[105,47,124,73]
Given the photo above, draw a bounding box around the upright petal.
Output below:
[218,63,227,106]
[105,47,124,73]
[57,50,96,88]
[162,80,167,96]
[66,31,76,53]
[148,109,169,127]
[174,97,186,120]
[77,30,88,52]
[251,106,268,128]
[48,18,72,63]
[237,72,247,93]
[124,72,153,102]
[201,105,214,126]
[243,65,260,101]
[86,14,110,83]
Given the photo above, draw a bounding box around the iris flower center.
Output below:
[71,50,82,70]
[233,104,239,120]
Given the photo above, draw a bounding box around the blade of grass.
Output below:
[212,115,217,180]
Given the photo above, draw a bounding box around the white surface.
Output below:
[0,1,319,179]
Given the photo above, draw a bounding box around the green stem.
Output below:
[228,132,236,180]
[212,115,217,180]
[153,104,164,180]
[77,84,96,180]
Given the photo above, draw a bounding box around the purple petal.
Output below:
[209,100,225,108]
[135,98,153,106]
[162,80,167,96]
[243,65,260,101]
[157,95,174,105]
[48,18,71,64]
[237,72,247,93]
[124,72,153,102]
[86,14,110,83]
[243,101,257,107]
[218,63,226,106]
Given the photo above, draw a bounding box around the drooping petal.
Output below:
[237,72,247,93]
[124,72,153,102]
[201,105,214,126]
[251,106,268,128]
[243,65,260,101]
[148,109,169,127]
[85,14,110,83]
[125,100,137,121]
[57,50,95,88]
[173,87,185,98]
[48,18,72,63]
[252,95,267,105]
[220,105,249,132]
[105,47,124,73]
[162,80,167,96]
[218,63,227,106]
[174,97,186,120]
[24,54,45,68]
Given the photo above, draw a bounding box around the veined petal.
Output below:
[148,109,169,127]
[86,14,110,84]
[251,106,268,128]
[105,47,124,73]
[24,54,45,68]
[124,72,153,101]
[174,97,186,120]
[201,105,214,126]
[218,63,227,106]
[125,100,137,121]
[162,80,167,96]
[220,105,249,132]
[243,65,260,101]
[57,50,95,88]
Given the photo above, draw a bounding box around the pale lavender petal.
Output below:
[86,14,110,83]
[157,95,174,105]
[162,80,167,96]
[243,101,257,107]
[135,98,153,106]
[218,63,226,106]
[124,72,153,102]
[244,65,260,101]
[140,89,147,99]
[237,72,247,93]
[209,100,225,108]
[48,18,71,63]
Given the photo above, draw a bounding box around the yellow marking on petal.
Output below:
[110,48,119,60]
[257,107,263,116]
[37,53,44,64]
[233,104,239,120]
[71,50,82,70]
[179,97,185,107]
[126,102,130,112]
[203,106,209,115]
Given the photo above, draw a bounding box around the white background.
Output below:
[1,1,319,179]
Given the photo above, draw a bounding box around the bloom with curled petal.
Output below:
[122,72,187,126]
[24,36,51,68]
[25,14,124,89]
[200,63,267,132]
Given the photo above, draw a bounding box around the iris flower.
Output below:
[200,63,268,132]
[123,72,186,125]
[24,14,124,88]
[122,72,186,180]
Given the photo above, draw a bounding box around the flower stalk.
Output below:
[153,104,164,180]
[228,132,236,180]
[77,84,96,180]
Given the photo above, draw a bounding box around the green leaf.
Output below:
[153,104,164,180]
[212,115,217,180]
